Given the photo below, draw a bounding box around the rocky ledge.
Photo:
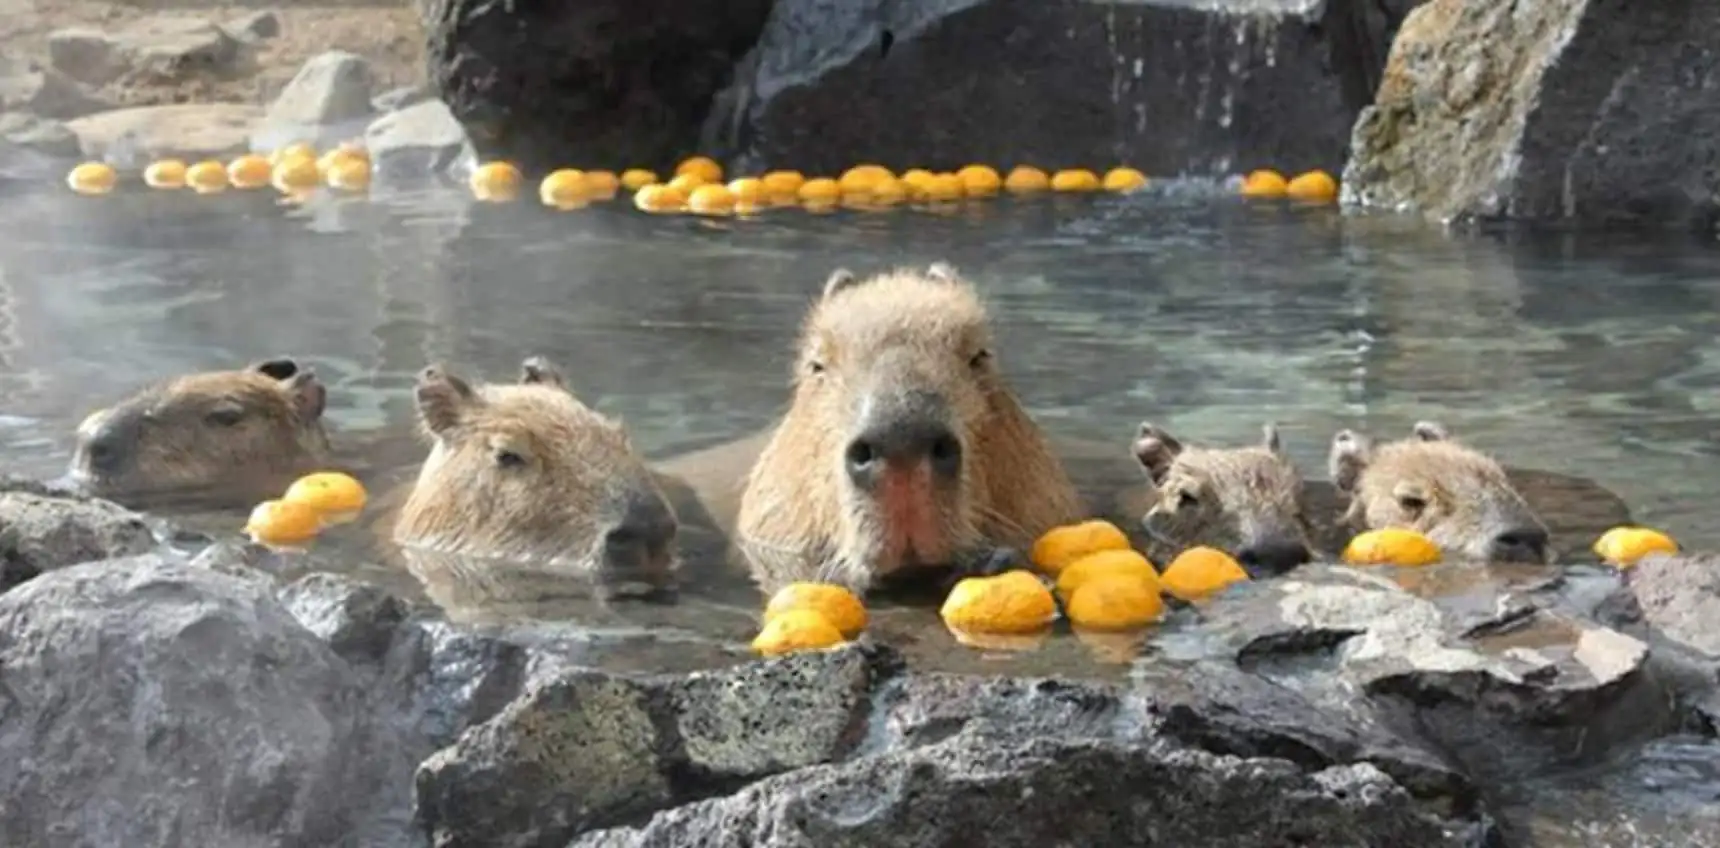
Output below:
[1342,0,1720,229]
[1,480,1718,847]
[421,0,1424,176]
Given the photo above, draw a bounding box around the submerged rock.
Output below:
[1342,0,1720,227]
[575,729,1477,848]
[0,489,155,591]
[420,0,773,170]
[0,556,413,848]
[708,0,1423,177]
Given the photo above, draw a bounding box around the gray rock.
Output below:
[47,18,248,88]
[363,99,476,182]
[374,84,431,114]
[0,52,113,120]
[574,728,1481,848]
[0,490,155,591]
[66,103,262,165]
[0,112,80,158]
[1627,553,1720,659]
[1196,563,1671,785]
[420,0,774,170]
[1342,0,1720,227]
[414,646,878,848]
[225,10,283,43]
[0,556,413,848]
[707,0,1423,178]
[279,571,411,668]
[255,51,376,150]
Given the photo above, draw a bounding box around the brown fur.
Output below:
[1131,421,1315,575]
[734,263,1083,595]
[392,357,680,590]
[68,357,331,509]
[1328,421,1551,564]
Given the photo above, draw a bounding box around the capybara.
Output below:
[68,357,331,509]
[1131,420,1315,577]
[731,263,1086,595]
[392,357,680,592]
[1328,420,1551,564]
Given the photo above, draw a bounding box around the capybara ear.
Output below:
[415,364,478,435]
[1261,422,1283,454]
[1132,421,1184,487]
[925,261,959,283]
[249,357,301,381]
[1329,429,1373,494]
[283,370,327,421]
[1412,420,1450,442]
[518,356,567,390]
[822,267,860,300]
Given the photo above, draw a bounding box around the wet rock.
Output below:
[708,0,1423,178]
[0,112,80,159]
[1342,0,1720,227]
[0,52,113,120]
[381,619,541,749]
[254,51,376,150]
[66,103,261,164]
[1627,553,1720,660]
[420,0,773,170]
[414,646,877,848]
[0,555,412,848]
[0,490,155,591]
[47,18,248,88]
[575,728,1480,848]
[363,98,476,182]
[279,571,411,668]
[1199,563,1671,784]
[225,10,283,43]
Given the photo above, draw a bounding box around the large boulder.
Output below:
[420,0,774,171]
[706,0,1425,177]
[575,730,1476,848]
[1341,0,1720,227]
[65,103,262,164]
[0,555,414,848]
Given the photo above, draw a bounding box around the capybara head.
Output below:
[736,263,1082,594]
[1328,421,1550,564]
[68,358,331,506]
[1132,421,1314,576]
[393,357,679,591]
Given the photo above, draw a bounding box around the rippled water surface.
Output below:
[3,180,1720,842]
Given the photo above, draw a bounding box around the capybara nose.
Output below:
[79,423,131,475]
[844,417,963,491]
[602,490,678,567]
[1491,526,1549,563]
[1236,538,1313,577]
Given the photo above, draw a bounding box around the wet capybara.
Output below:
[1130,421,1316,577]
[67,357,332,509]
[729,263,1086,595]
[392,357,681,593]
[1328,420,1552,564]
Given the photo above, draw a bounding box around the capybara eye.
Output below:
[1176,491,1198,510]
[807,360,826,375]
[205,406,245,427]
[494,450,527,469]
[1397,494,1428,515]
[968,349,990,370]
